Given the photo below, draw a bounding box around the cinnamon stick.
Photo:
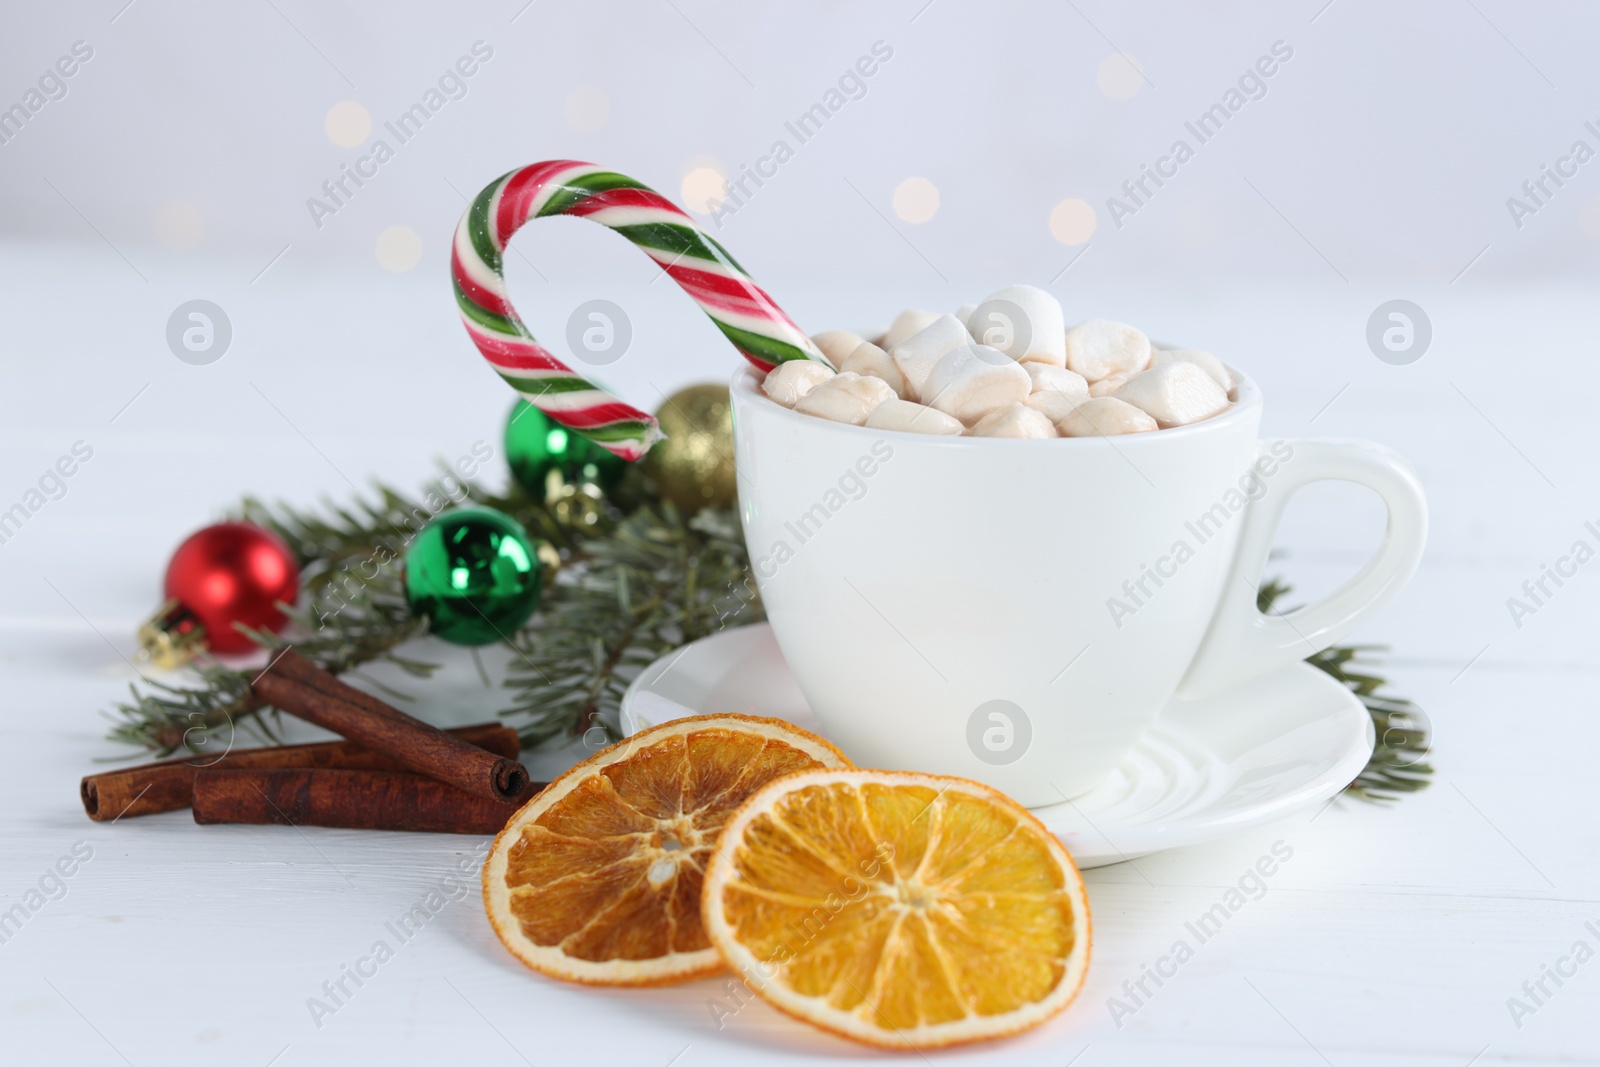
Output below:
[251,651,530,802]
[81,723,519,822]
[268,647,412,723]
[193,768,543,834]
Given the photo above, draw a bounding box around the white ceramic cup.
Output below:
[729,365,1426,807]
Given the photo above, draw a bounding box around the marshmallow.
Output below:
[864,397,965,435]
[971,403,1056,438]
[1112,362,1230,427]
[955,303,975,323]
[762,360,836,407]
[881,308,941,351]
[922,345,1031,423]
[792,372,896,425]
[1088,375,1129,398]
[890,314,974,400]
[1151,348,1230,391]
[967,284,1067,367]
[1026,364,1089,398]
[811,330,868,370]
[1064,319,1151,382]
[837,340,907,398]
[1024,389,1085,424]
[1057,397,1159,437]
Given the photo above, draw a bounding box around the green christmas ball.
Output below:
[504,399,626,496]
[403,507,541,646]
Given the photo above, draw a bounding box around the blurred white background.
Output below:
[2,0,1597,279]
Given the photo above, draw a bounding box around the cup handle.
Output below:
[1176,439,1428,700]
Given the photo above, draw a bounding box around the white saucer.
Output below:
[620,624,1374,869]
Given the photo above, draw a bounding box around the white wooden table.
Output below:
[2,257,1595,1065]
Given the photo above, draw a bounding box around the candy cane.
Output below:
[452,160,826,461]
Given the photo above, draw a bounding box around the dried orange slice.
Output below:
[701,768,1090,1048]
[482,714,848,986]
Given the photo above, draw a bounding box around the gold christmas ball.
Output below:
[646,383,738,513]
[548,480,607,530]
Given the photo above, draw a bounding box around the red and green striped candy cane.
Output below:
[452,160,827,461]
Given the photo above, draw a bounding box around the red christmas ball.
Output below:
[160,523,299,655]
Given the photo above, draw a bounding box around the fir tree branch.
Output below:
[1257,579,1433,801]
[104,565,431,756]
[101,467,746,758]
[499,505,761,748]
[104,475,1430,819]
[106,471,506,757]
